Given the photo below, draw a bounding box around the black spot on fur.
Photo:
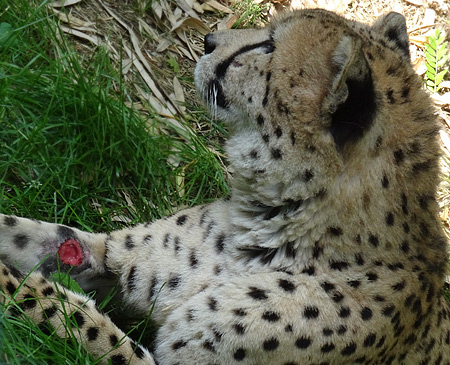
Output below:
[295,336,312,349]
[363,333,377,347]
[124,235,135,250]
[302,169,314,182]
[382,174,389,188]
[215,233,226,253]
[176,215,187,226]
[174,236,181,253]
[189,250,199,268]
[338,306,351,318]
[168,275,181,289]
[290,132,296,145]
[285,241,297,259]
[271,148,282,159]
[401,194,409,215]
[275,126,282,137]
[385,212,395,226]
[341,342,357,356]
[248,287,268,300]
[313,242,323,259]
[4,216,18,226]
[257,114,264,125]
[279,279,296,292]
[43,305,58,319]
[361,307,373,320]
[233,323,246,335]
[13,234,29,249]
[208,296,218,311]
[386,89,395,104]
[262,311,280,322]
[172,340,187,350]
[321,343,335,353]
[42,287,55,297]
[6,281,17,295]
[72,312,85,328]
[127,266,137,291]
[328,226,343,236]
[249,150,258,159]
[382,305,395,317]
[301,266,315,275]
[203,340,216,352]
[403,223,410,234]
[263,85,270,107]
[355,253,365,265]
[20,294,37,310]
[348,280,361,288]
[303,306,319,319]
[263,337,279,351]
[329,260,349,271]
[87,327,99,341]
[233,308,247,316]
[392,280,406,291]
[148,276,158,300]
[110,355,126,365]
[394,149,405,164]
[234,348,246,361]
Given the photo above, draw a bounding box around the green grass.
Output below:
[0,0,228,362]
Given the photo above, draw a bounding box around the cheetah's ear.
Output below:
[373,12,410,60]
[326,36,376,149]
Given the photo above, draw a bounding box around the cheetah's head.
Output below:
[195,9,416,207]
[195,9,440,258]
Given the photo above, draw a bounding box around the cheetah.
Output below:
[1,8,450,364]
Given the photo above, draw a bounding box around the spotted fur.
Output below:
[1,9,450,364]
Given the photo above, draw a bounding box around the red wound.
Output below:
[57,238,83,266]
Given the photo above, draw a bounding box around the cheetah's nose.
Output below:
[204,34,216,55]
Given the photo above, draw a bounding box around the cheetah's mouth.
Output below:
[207,79,229,109]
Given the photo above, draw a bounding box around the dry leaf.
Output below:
[404,0,423,5]
[431,92,450,107]
[217,14,239,30]
[409,35,428,47]
[423,8,436,26]
[173,77,186,113]
[203,0,233,13]
[440,81,450,90]
[53,9,95,27]
[176,0,202,20]
[151,1,164,19]
[51,0,82,8]
[60,25,101,46]
[171,17,211,35]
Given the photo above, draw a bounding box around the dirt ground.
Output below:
[48,0,450,228]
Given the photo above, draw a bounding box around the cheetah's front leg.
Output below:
[0,214,108,280]
[0,261,156,364]
[1,203,226,323]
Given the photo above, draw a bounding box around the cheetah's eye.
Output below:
[261,42,275,54]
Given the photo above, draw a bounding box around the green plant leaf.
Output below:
[436,69,448,85]
[49,272,85,294]
[425,62,436,74]
[167,57,180,73]
[0,22,14,47]
[425,50,437,65]
[428,35,437,51]
[426,70,436,81]
[437,44,448,59]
